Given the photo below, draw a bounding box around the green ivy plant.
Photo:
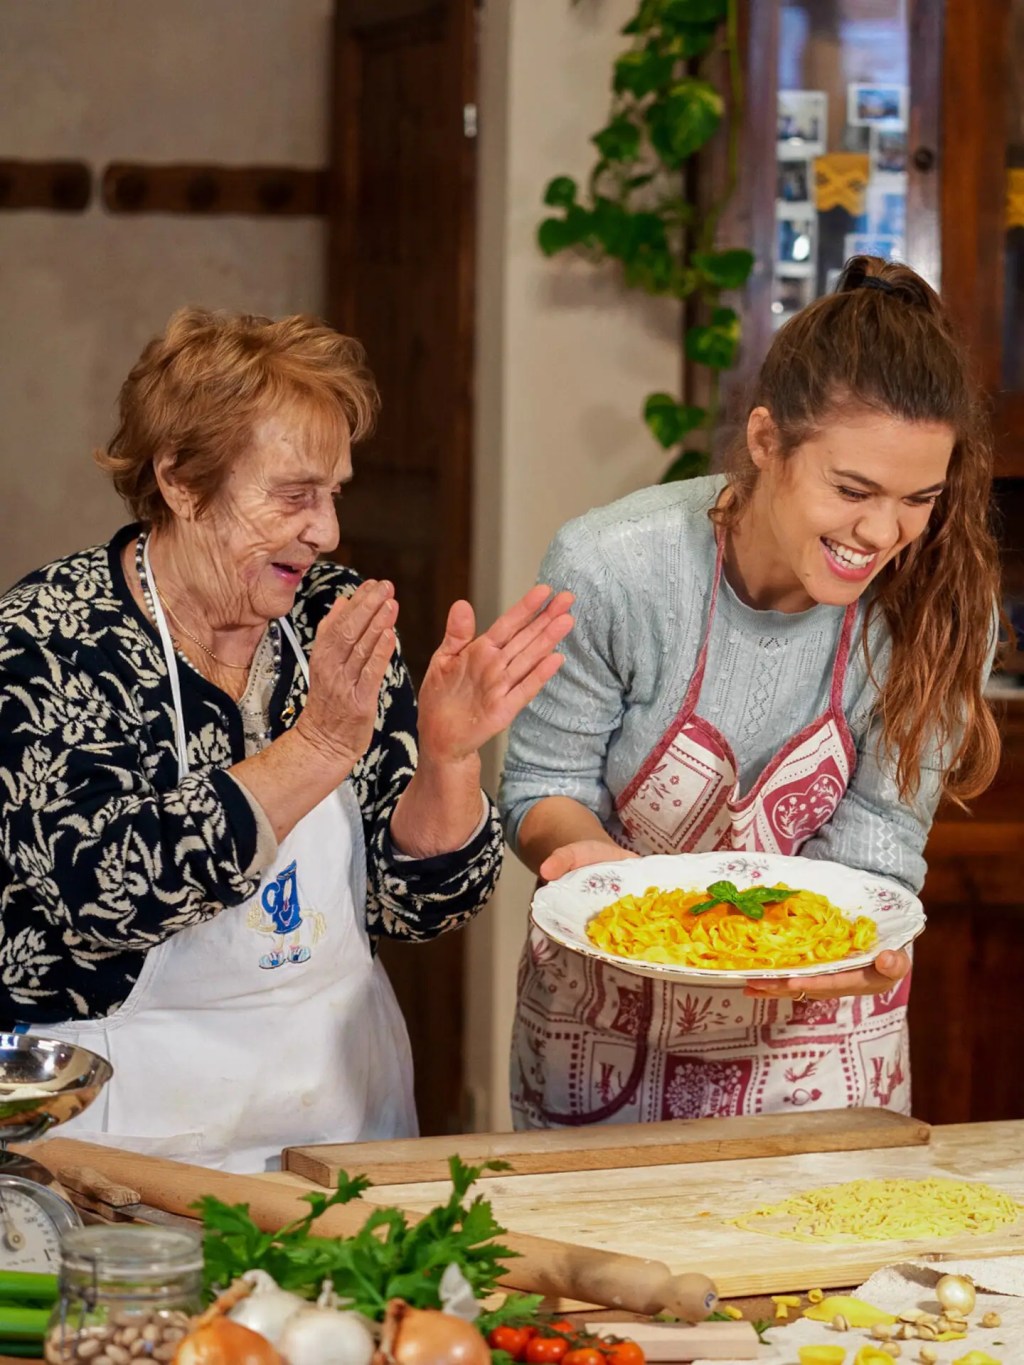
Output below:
[538,0,752,480]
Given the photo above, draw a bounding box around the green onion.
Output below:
[0,1341,44,1358]
[0,1272,58,1304]
[0,1304,52,1339]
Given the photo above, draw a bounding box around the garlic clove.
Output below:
[277,1307,376,1365]
[934,1274,976,1316]
[228,1283,306,1347]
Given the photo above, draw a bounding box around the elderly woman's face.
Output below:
[194,410,351,623]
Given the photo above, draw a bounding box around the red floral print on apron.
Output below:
[511,539,911,1129]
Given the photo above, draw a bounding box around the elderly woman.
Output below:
[0,307,572,1171]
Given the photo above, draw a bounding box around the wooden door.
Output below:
[327,0,478,1135]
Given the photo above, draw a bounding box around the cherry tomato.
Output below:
[547,1321,577,1336]
[562,1350,606,1365]
[488,1327,533,1359]
[526,1337,571,1364]
[603,1342,646,1365]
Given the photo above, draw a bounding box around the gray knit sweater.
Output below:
[499,476,946,893]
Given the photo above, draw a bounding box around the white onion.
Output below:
[227,1270,307,1347]
[277,1307,376,1365]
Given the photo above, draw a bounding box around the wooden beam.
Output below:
[101,163,326,216]
[0,159,90,212]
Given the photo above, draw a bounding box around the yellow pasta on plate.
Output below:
[586,883,877,971]
[530,851,924,985]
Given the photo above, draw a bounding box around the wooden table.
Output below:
[281,1113,1024,1300]
[18,1112,1024,1361]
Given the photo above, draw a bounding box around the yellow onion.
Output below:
[936,1274,977,1316]
[378,1299,490,1365]
[173,1315,285,1365]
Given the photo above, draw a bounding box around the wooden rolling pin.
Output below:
[30,1137,718,1320]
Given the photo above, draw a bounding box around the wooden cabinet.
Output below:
[727,0,1021,447]
[911,709,1024,1124]
[724,1,1024,1123]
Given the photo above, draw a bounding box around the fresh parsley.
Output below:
[195,1154,539,1323]
[690,880,791,921]
[706,1311,772,1343]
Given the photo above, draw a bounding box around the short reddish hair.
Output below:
[95,307,380,527]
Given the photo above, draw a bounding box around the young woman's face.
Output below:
[742,405,955,611]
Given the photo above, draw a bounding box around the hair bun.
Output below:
[836,254,940,311]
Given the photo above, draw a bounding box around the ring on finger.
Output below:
[794,990,808,1003]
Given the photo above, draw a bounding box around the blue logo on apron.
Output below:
[249,859,325,968]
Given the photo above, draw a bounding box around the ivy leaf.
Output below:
[663,0,729,25]
[543,176,578,209]
[663,21,721,57]
[625,171,657,191]
[661,449,711,482]
[685,306,740,369]
[624,209,669,255]
[646,79,724,167]
[692,248,756,290]
[622,0,666,35]
[592,115,642,163]
[644,393,705,448]
[537,215,582,257]
[591,197,632,255]
[613,48,676,98]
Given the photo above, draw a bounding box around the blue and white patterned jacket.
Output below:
[0,525,503,1023]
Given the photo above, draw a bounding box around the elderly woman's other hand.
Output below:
[416,585,574,765]
[294,577,399,769]
[387,586,573,860]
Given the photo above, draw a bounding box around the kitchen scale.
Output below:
[0,1033,112,1271]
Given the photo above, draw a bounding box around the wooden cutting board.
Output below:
[283,1108,929,1185]
[347,1120,1024,1299]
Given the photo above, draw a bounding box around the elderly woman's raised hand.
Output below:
[415,585,574,765]
[296,578,398,770]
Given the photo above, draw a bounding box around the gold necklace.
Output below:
[137,533,260,674]
[160,598,255,672]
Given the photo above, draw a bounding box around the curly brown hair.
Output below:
[712,256,1001,806]
[95,307,380,528]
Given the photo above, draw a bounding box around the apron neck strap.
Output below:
[278,615,310,685]
[143,535,311,781]
[686,532,860,722]
[144,537,192,783]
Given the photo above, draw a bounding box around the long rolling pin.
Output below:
[31,1137,718,1320]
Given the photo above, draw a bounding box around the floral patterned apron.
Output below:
[510,539,911,1128]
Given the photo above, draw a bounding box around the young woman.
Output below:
[500,256,1001,1128]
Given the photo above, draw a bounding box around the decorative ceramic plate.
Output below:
[530,851,925,984]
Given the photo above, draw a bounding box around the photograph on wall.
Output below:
[847,83,908,127]
[840,125,872,154]
[843,231,902,263]
[776,216,817,277]
[777,158,812,206]
[777,90,827,155]
[864,187,907,240]
[871,126,908,177]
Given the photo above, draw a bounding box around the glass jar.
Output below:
[45,1225,203,1364]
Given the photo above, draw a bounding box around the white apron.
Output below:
[44,561,416,1171]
